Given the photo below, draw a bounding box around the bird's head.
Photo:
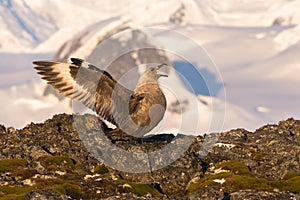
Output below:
[137,63,168,86]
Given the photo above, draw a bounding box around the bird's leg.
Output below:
[103,127,121,141]
[96,117,113,133]
[103,127,136,143]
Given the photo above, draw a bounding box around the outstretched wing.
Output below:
[33,58,132,124]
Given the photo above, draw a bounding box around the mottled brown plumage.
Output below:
[33,58,167,137]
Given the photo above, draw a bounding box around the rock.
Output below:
[230,190,300,200]
[0,124,6,133]
[23,190,69,200]
[0,114,299,199]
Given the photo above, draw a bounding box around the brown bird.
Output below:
[33,58,168,137]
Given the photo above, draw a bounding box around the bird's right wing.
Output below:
[33,58,132,124]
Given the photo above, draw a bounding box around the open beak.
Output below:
[157,63,168,77]
[159,73,168,77]
[157,63,167,69]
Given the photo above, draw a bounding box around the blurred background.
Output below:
[0,0,299,135]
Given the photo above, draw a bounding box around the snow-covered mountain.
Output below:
[0,0,299,135]
[0,0,57,52]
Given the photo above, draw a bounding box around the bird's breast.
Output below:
[129,84,166,129]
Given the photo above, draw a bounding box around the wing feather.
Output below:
[33,59,133,125]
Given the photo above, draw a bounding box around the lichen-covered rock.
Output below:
[0,114,299,199]
[23,190,69,200]
[230,190,300,200]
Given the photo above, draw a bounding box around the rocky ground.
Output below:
[0,114,299,199]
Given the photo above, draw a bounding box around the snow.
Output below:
[0,80,71,128]
[0,0,299,135]
[55,17,132,60]
[0,0,57,52]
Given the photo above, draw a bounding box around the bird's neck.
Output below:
[135,80,161,94]
[134,83,162,96]
[136,76,158,88]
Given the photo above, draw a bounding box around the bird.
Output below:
[33,58,168,138]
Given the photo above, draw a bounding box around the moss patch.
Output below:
[188,167,300,194]
[283,172,300,180]
[54,183,83,199]
[0,159,27,173]
[0,177,83,199]
[253,152,268,161]
[117,180,161,196]
[187,161,256,193]
[40,156,75,170]
[0,185,34,200]
[46,165,59,172]
[34,178,64,188]
[271,174,300,193]
[0,159,35,179]
[188,174,271,193]
[34,178,83,198]
[93,164,109,174]
[218,160,250,175]
[187,172,232,192]
[225,175,272,192]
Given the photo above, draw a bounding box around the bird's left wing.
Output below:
[33,58,132,124]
